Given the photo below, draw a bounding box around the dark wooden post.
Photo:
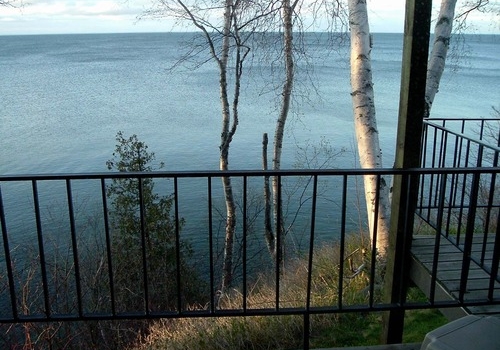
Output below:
[381,0,432,344]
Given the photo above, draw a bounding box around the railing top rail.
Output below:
[0,167,499,181]
[424,119,500,153]
[425,117,500,122]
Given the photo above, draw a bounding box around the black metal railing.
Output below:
[418,119,500,281]
[1,168,499,346]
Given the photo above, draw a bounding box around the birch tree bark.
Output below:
[425,0,458,117]
[219,0,237,293]
[270,0,296,262]
[425,0,497,116]
[348,0,390,256]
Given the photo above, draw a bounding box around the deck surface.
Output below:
[410,234,500,319]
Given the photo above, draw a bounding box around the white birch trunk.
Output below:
[348,0,390,256]
[219,0,237,293]
[272,0,294,261]
[175,0,248,293]
[425,0,457,117]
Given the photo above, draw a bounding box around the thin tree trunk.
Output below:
[348,0,390,256]
[220,0,237,293]
[263,133,275,257]
[272,0,295,262]
[176,0,246,293]
[425,0,458,117]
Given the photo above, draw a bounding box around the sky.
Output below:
[0,0,499,35]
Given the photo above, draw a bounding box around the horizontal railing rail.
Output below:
[424,118,500,147]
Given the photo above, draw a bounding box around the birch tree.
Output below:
[346,0,496,256]
[264,0,297,262]
[143,0,288,292]
[217,0,238,294]
[425,0,496,117]
[347,0,391,256]
[425,0,458,117]
[148,0,304,273]
[144,0,248,293]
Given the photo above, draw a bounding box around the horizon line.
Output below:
[2,30,499,37]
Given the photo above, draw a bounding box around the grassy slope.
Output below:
[132,237,448,349]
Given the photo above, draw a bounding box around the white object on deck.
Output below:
[421,315,500,350]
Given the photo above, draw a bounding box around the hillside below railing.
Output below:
[1,166,499,347]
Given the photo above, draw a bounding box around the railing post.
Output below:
[381,0,432,344]
[459,148,483,300]
[33,180,51,318]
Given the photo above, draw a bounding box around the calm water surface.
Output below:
[1,33,498,174]
[0,32,498,257]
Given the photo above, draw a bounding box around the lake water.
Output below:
[1,33,499,175]
[0,32,499,267]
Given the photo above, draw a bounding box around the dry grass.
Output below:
[131,234,380,350]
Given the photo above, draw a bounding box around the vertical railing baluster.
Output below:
[435,130,448,209]
[488,213,500,300]
[0,185,19,320]
[479,119,485,140]
[464,139,472,167]
[427,126,439,221]
[418,122,429,216]
[432,129,447,208]
[242,176,247,312]
[338,175,348,310]
[441,127,449,167]
[306,175,318,310]
[275,175,282,311]
[455,170,467,242]
[32,180,51,319]
[459,157,482,302]
[456,140,473,243]
[66,179,83,317]
[398,173,415,306]
[207,177,215,312]
[421,120,429,167]
[481,154,498,264]
[138,177,149,314]
[453,129,465,240]
[303,313,310,350]
[497,124,500,147]
[430,174,447,304]
[174,177,182,313]
[303,175,317,350]
[101,178,116,316]
[446,134,460,235]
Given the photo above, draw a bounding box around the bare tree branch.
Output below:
[0,0,24,7]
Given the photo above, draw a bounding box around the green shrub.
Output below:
[106,132,203,313]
